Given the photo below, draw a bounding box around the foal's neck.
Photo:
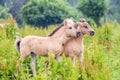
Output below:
[76,34,84,44]
[51,27,70,44]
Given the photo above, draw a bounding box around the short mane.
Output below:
[48,23,64,36]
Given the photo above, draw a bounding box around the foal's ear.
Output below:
[64,20,68,26]
[79,18,86,22]
[74,23,78,29]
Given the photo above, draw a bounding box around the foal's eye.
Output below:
[69,27,72,29]
[84,26,88,28]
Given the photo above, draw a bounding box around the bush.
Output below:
[0,5,11,19]
[77,0,106,25]
[21,0,75,28]
[107,0,120,23]
[3,18,19,39]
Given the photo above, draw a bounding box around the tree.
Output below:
[67,0,78,6]
[8,0,29,25]
[0,0,4,6]
[0,0,29,25]
[77,0,106,25]
[21,0,75,28]
[107,0,120,23]
[0,5,11,19]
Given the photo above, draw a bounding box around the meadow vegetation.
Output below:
[0,19,120,80]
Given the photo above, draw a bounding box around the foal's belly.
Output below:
[32,43,63,57]
[31,43,49,56]
[30,36,65,57]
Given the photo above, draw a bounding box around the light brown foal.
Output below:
[63,18,95,66]
[15,19,80,77]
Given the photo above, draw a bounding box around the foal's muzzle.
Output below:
[90,31,95,36]
[76,32,81,37]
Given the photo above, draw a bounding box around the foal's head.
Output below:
[48,19,80,37]
[63,19,80,37]
[75,18,95,36]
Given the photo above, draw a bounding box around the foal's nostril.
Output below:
[77,32,80,35]
[90,31,95,36]
[76,32,81,37]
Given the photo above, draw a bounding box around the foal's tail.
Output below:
[15,38,22,53]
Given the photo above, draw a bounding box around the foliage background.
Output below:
[21,0,75,27]
[0,0,120,27]
[77,0,106,25]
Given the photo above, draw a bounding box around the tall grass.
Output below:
[0,20,120,80]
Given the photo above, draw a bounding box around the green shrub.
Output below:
[4,18,19,39]
[0,5,11,19]
[77,0,106,25]
[21,0,75,28]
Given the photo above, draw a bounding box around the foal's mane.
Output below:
[48,23,64,36]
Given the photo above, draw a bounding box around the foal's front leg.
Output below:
[55,55,62,62]
[30,52,36,77]
[70,54,76,66]
[79,53,84,65]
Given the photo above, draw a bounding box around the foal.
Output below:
[48,18,94,66]
[63,18,95,65]
[15,19,80,77]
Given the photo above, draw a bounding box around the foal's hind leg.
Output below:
[55,55,62,62]
[70,54,76,66]
[16,52,29,76]
[45,60,49,74]
[30,52,36,77]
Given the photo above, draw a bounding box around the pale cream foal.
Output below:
[15,19,80,77]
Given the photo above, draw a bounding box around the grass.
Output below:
[0,20,120,80]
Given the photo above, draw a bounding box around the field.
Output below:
[0,20,120,80]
